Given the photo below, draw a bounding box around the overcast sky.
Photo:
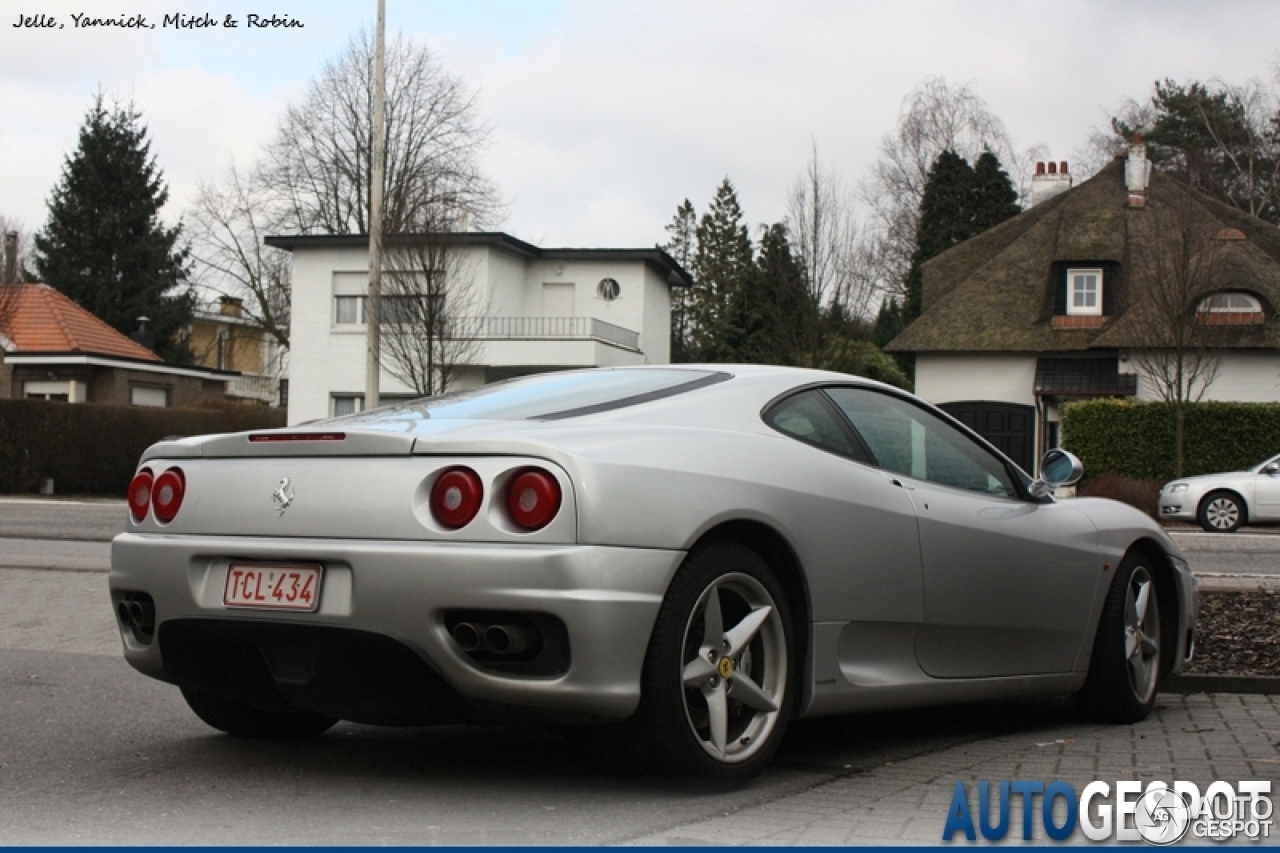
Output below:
[3,0,1278,253]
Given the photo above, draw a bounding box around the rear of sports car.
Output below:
[109,426,685,728]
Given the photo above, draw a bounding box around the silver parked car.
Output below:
[111,366,1197,782]
[1158,453,1280,532]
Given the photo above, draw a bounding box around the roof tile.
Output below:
[0,284,161,361]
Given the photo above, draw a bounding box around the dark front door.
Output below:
[939,402,1035,474]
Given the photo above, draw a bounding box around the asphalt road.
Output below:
[0,563,1098,844]
[0,497,1275,844]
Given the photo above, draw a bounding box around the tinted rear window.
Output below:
[334,369,728,424]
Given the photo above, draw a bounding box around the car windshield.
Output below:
[332,368,728,425]
[1252,453,1280,472]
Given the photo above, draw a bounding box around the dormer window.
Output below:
[1197,292,1264,325]
[1067,269,1103,316]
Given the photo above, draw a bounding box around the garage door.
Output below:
[938,402,1035,474]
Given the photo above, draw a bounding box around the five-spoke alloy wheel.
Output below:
[1198,491,1245,533]
[680,571,788,765]
[1074,554,1163,723]
[631,540,794,781]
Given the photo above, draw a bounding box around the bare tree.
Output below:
[1128,195,1225,477]
[264,29,501,236]
[381,221,488,397]
[1076,99,1154,180]
[858,77,1040,301]
[1091,77,1280,223]
[0,217,33,348]
[787,143,875,325]
[186,30,500,354]
[188,165,291,350]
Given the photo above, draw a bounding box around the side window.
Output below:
[824,387,1017,498]
[764,390,864,461]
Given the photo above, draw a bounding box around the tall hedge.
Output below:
[1061,399,1280,482]
[0,399,286,495]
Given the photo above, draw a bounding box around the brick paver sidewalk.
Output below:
[625,693,1280,845]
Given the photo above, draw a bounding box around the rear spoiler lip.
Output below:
[139,429,417,462]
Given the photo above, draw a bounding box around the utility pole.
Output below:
[364,0,387,410]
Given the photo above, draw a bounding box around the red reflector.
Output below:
[152,467,186,523]
[507,469,562,531]
[430,467,484,529]
[127,468,153,522]
[248,432,347,443]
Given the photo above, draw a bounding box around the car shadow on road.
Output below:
[776,696,1084,774]
[163,694,1090,793]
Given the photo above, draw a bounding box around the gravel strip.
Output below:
[1187,589,1280,676]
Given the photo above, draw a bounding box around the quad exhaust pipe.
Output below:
[116,594,156,641]
[451,621,529,656]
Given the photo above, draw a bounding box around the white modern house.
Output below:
[267,232,691,424]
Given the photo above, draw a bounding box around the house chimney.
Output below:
[3,232,17,285]
[130,315,155,352]
[1125,134,1151,208]
[1031,159,1072,206]
[218,296,244,317]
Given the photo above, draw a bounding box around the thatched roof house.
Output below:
[888,140,1280,472]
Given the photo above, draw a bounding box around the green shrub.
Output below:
[1061,399,1280,483]
[807,338,912,390]
[0,400,285,495]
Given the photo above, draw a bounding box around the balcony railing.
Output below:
[460,316,640,351]
[226,372,279,403]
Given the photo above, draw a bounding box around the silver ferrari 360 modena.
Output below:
[111,365,1197,781]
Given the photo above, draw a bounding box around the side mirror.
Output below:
[1265,463,1279,476]
[1029,449,1084,499]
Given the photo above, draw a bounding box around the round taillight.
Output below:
[430,467,484,529]
[127,469,154,522]
[152,467,186,523]
[507,469,562,531]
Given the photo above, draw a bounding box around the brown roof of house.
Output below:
[0,284,161,361]
[888,158,1280,353]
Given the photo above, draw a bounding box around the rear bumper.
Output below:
[110,532,683,722]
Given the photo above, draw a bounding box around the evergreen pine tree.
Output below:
[35,95,193,362]
[903,150,976,322]
[660,199,697,362]
[872,297,906,349]
[736,223,810,365]
[970,148,1021,232]
[691,179,753,362]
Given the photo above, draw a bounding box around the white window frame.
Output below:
[130,385,169,408]
[334,295,367,326]
[331,394,365,417]
[1198,292,1262,313]
[1067,269,1103,316]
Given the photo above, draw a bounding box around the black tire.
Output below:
[1073,553,1162,723]
[628,540,795,784]
[181,687,338,739]
[1197,491,1245,533]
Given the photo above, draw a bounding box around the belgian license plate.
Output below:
[224,563,323,612]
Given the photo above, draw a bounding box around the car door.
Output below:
[823,386,1101,678]
[763,389,925,628]
[1253,455,1280,520]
